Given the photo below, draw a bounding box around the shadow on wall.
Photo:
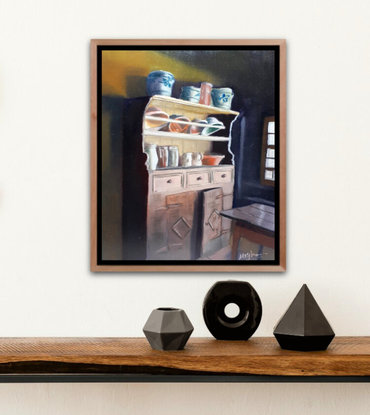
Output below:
[101,95,125,260]
[125,76,146,98]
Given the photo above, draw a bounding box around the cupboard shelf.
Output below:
[143,130,230,142]
[148,95,240,116]
[154,164,233,171]
[0,337,368,383]
[144,116,226,130]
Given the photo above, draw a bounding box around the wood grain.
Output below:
[221,204,275,234]
[0,337,368,377]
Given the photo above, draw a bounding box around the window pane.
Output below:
[265,170,273,180]
[265,158,275,168]
[266,148,275,158]
[268,122,275,133]
[267,133,275,146]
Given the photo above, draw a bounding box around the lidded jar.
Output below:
[146,70,175,97]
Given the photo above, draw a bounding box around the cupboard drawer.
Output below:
[187,171,210,187]
[213,169,232,184]
[153,174,183,193]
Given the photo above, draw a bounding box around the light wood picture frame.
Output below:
[91,39,286,272]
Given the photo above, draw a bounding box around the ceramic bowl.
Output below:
[146,70,175,97]
[202,154,225,166]
[168,115,190,133]
[211,87,234,110]
[144,106,169,129]
[188,119,207,135]
[201,117,225,136]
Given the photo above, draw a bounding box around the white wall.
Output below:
[0,0,369,413]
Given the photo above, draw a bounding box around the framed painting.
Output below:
[91,39,286,272]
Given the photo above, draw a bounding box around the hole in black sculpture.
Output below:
[224,303,240,318]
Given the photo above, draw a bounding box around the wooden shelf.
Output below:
[144,116,226,130]
[0,337,368,383]
[143,130,230,142]
[153,164,233,172]
[148,95,239,116]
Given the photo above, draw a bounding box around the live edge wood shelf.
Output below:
[0,337,368,383]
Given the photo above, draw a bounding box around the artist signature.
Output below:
[238,250,269,260]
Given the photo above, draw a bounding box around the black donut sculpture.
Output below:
[203,280,262,340]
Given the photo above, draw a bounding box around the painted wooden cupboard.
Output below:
[121,95,239,260]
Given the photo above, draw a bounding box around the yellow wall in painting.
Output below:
[102,50,220,97]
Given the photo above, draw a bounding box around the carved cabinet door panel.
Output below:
[201,187,224,257]
[166,191,196,259]
[147,191,196,260]
[221,192,233,238]
[146,193,168,259]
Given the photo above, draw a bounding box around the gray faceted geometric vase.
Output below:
[273,284,335,351]
[143,308,194,351]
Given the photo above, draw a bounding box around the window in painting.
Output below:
[261,116,275,186]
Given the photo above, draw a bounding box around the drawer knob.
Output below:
[197,176,202,181]
[221,174,227,178]
[167,179,172,184]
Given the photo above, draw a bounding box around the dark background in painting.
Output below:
[159,50,275,207]
[101,50,275,259]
